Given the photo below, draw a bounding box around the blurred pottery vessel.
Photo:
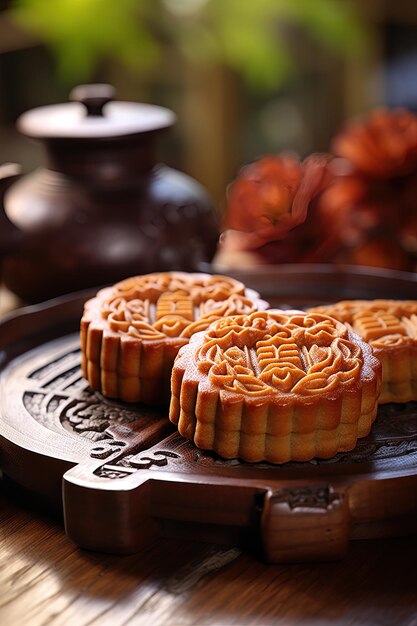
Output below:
[0,84,218,303]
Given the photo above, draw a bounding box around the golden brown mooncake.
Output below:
[307,300,417,403]
[80,272,268,404]
[169,310,382,464]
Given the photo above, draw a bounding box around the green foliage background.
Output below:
[9,0,367,90]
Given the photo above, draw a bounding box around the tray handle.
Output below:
[63,456,350,562]
[63,461,156,555]
[260,484,350,563]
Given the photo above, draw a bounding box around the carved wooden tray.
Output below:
[1,265,417,563]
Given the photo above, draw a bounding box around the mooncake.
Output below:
[169,310,381,463]
[308,300,417,403]
[81,272,268,404]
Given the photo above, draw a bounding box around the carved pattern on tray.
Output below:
[270,486,340,510]
[18,343,417,477]
[94,450,181,478]
[22,348,158,457]
[95,466,137,479]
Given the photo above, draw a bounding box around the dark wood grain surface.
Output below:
[1,476,416,626]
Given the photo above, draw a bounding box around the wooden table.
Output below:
[0,478,416,626]
[1,281,417,626]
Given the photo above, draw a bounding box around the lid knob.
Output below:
[69,84,115,117]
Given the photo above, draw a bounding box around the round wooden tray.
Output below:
[1,264,417,563]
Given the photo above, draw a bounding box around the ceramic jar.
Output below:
[0,84,218,303]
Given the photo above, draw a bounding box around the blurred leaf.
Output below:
[167,0,367,91]
[11,0,159,81]
[206,0,294,89]
[283,0,368,56]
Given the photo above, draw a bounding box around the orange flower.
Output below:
[319,108,417,270]
[224,153,332,251]
[217,108,417,271]
[333,108,417,178]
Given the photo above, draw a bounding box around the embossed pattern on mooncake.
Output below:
[169,310,381,463]
[81,272,268,404]
[308,300,417,403]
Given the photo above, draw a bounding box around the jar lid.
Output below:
[17,84,176,140]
